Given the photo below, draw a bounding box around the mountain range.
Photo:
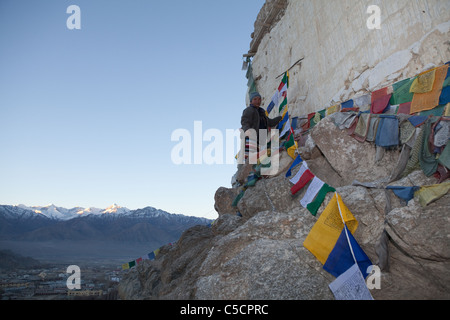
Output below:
[0,204,213,264]
[10,203,135,220]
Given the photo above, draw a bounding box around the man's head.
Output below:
[249,92,262,107]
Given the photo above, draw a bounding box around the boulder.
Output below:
[237,174,296,220]
[381,193,450,299]
[311,116,401,185]
[195,209,334,300]
[214,187,239,216]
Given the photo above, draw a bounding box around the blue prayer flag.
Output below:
[277,111,289,130]
[341,99,354,109]
[408,115,428,127]
[386,186,420,202]
[375,115,399,148]
[323,226,373,279]
[266,101,275,114]
[439,86,450,105]
[291,117,298,132]
[285,155,303,178]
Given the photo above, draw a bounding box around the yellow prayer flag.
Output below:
[416,181,450,207]
[303,193,358,264]
[326,104,340,116]
[410,65,448,114]
[122,263,130,270]
[444,103,450,117]
[313,112,321,124]
[410,68,436,93]
[286,141,297,159]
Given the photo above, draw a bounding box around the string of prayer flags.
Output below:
[411,64,448,113]
[303,193,358,265]
[267,72,289,114]
[323,225,373,279]
[122,246,164,270]
[279,72,289,113]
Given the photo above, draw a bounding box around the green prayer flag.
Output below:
[420,118,439,177]
[232,190,245,207]
[438,143,450,170]
[390,77,415,105]
[279,97,287,113]
[306,184,336,216]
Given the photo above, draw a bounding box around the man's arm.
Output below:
[268,116,282,128]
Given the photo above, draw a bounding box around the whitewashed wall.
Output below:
[249,0,450,118]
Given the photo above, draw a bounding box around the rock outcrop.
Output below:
[118,117,450,300]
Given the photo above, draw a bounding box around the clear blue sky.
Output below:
[0,0,265,219]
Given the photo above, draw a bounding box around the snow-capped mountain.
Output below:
[0,203,213,263]
[14,203,131,220]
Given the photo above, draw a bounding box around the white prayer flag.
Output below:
[329,263,374,300]
[300,176,325,208]
[289,162,309,185]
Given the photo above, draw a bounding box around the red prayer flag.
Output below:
[291,169,315,195]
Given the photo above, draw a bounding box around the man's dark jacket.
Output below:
[241,105,282,134]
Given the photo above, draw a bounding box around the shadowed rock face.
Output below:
[118,116,450,300]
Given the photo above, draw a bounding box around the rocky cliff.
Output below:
[118,116,450,300]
